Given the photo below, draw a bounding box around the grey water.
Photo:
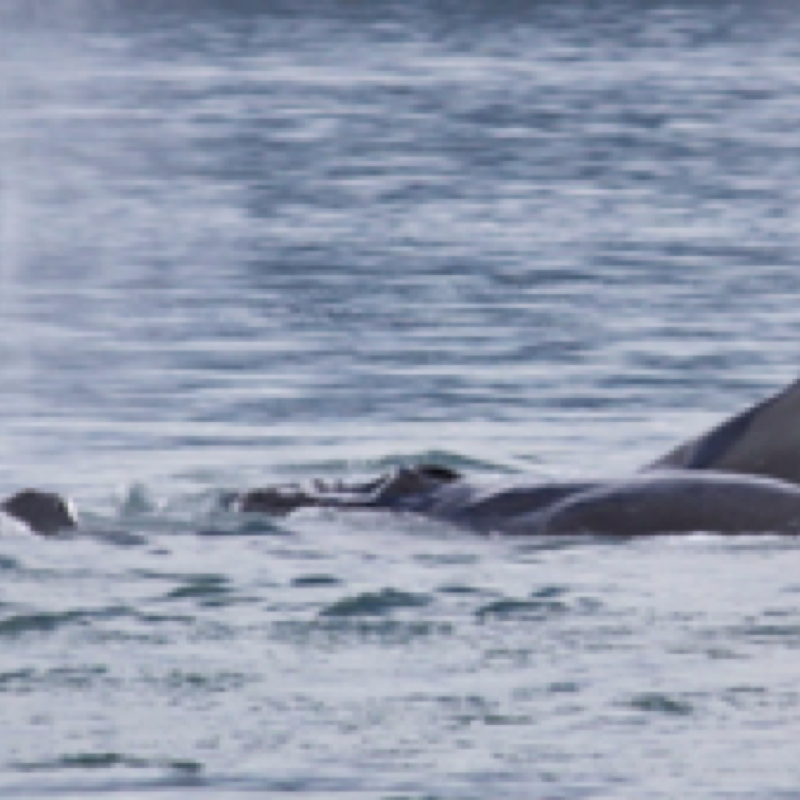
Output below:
[3,0,800,796]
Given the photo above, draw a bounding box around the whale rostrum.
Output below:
[2,489,78,536]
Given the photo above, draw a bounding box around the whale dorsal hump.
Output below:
[648,377,800,486]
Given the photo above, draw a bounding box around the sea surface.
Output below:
[3,1,800,797]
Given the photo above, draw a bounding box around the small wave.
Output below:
[475,587,575,620]
[194,514,292,536]
[158,573,257,609]
[0,605,196,640]
[319,587,431,617]
[162,574,231,601]
[0,555,20,572]
[273,618,452,646]
[476,598,569,620]
[626,692,695,717]
[427,694,533,728]
[291,573,341,587]
[157,669,251,693]
[415,552,480,566]
[279,449,520,481]
[11,752,202,774]
[729,622,800,643]
[436,583,499,596]
[548,681,581,694]
[0,606,131,638]
[0,666,109,693]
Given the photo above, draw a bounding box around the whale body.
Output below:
[233,465,598,533]
[512,472,800,537]
[234,376,800,537]
[236,467,800,537]
[9,375,800,538]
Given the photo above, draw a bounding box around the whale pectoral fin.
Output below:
[647,377,800,486]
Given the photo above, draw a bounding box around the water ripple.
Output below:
[11,753,203,774]
[0,607,131,638]
[319,587,432,618]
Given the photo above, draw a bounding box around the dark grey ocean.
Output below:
[3,1,800,797]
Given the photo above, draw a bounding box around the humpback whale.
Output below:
[7,376,800,537]
[233,467,800,537]
[233,465,599,533]
[231,376,800,537]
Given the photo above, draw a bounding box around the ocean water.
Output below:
[3,1,800,797]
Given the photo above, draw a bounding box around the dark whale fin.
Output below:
[2,489,77,536]
[648,377,800,485]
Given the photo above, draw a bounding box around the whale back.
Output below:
[517,472,800,537]
[398,478,597,532]
[648,378,800,486]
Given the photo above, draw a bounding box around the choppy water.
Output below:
[3,1,800,797]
